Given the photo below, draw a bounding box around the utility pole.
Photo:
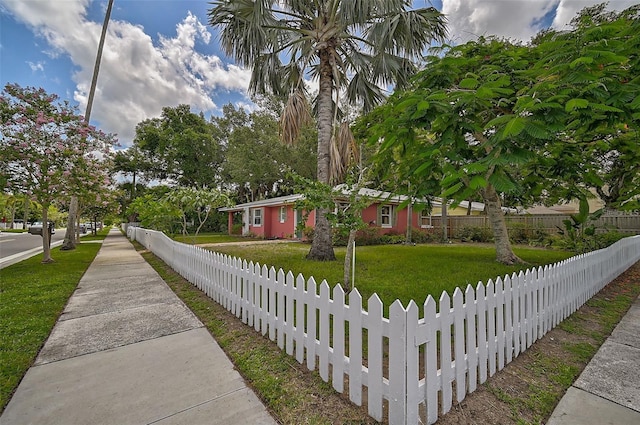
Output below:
[62,0,114,250]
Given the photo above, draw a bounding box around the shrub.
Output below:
[508,222,552,247]
[456,225,493,242]
[379,230,406,245]
[354,227,385,245]
[231,223,243,235]
[302,226,315,242]
[412,227,447,243]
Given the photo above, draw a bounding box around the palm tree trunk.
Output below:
[482,184,522,265]
[307,48,336,261]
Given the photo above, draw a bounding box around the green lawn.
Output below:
[172,233,257,244]
[206,242,574,308]
[0,233,107,412]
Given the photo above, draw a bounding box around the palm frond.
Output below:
[280,88,313,145]
[208,0,280,66]
[329,132,344,184]
[346,72,386,113]
[330,121,359,184]
[365,7,447,57]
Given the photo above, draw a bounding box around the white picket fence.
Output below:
[126,226,640,425]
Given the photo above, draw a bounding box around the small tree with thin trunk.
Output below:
[0,84,116,263]
[165,187,233,239]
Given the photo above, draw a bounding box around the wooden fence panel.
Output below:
[429,213,640,237]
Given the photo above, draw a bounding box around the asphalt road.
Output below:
[0,229,66,268]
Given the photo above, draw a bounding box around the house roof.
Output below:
[219,193,305,212]
[218,188,493,213]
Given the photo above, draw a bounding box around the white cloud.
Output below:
[27,60,45,72]
[442,0,637,43]
[0,0,252,147]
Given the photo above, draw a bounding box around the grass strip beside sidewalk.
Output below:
[0,236,106,413]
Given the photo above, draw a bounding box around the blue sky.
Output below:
[1,0,635,148]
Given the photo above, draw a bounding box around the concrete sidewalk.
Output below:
[547,294,640,425]
[0,229,277,425]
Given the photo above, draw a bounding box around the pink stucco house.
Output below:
[219,189,485,239]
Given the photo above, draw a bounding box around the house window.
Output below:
[252,208,262,227]
[380,205,392,228]
[279,206,287,223]
[420,209,433,228]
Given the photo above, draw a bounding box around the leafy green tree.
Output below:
[368,38,537,264]
[126,194,181,234]
[208,0,447,261]
[134,105,225,188]
[165,186,233,237]
[524,4,640,211]
[366,4,640,264]
[0,84,116,262]
[217,103,316,203]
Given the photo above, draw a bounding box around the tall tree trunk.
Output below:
[41,205,53,263]
[61,196,78,250]
[482,184,522,265]
[307,48,336,261]
[62,0,113,250]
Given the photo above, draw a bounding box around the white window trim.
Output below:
[420,210,433,228]
[252,208,263,227]
[279,206,286,223]
[381,205,393,228]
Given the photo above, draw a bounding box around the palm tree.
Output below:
[209,0,446,260]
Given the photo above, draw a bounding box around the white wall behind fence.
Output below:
[126,226,640,425]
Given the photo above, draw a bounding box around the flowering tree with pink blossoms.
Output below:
[0,84,116,263]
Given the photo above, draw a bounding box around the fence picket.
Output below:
[367,294,384,422]
[318,281,330,382]
[503,275,513,364]
[306,277,317,371]
[348,289,363,406]
[389,300,408,424]
[476,283,488,384]
[406,301,420,424]
[439,292,453,414]
[452,288,466,402]
[423,295,439,423]
[465,285,478,393]
[495,278,505,371]
[486,280,497,377]
[295,273,305,363]
[332,284,346,393]
[277,269,286,350]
